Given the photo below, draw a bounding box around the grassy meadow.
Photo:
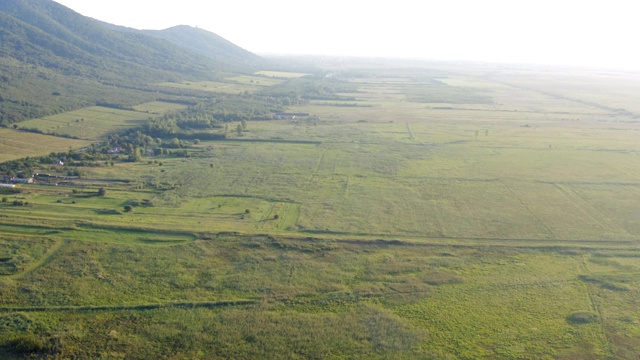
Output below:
[0,129,90,162]
[1,61,640,358]
[15,105,171,140]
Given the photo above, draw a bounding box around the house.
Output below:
[274,112,311,120]
[108,147,124,154]
[11,177,34,184]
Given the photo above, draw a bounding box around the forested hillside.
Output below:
[143,25,263,66]
[0,0,260,125]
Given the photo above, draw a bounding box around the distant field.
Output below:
[0,128,90,162]
[255,70,308,78]
[2,63,640,358]
[17,106,152,140]
[158,80,264,94]
[226,75,283,87]
[131,101,188,114]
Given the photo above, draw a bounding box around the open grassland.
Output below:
[2,62,640,358]
[0,129,90,162]
[158,80,267,94]
[16,106,152,140]
[131,101,188,114]
[255,70,308,78]
[0,235,638,358]
[226,75,284,87]
[157,73,287,95]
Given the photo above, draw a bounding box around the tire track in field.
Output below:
[256,203,299,231]
[500,180,556,239]
[343,175,350,197]
[7,239,66,279]
[256,203,280,230]
[405,122,416,141]
[554,184,628,237]
[306,152,325,189]
[578,255,616,358]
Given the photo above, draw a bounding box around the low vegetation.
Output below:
[1,59,640,358]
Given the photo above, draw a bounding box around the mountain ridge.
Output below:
[0,0,262,124]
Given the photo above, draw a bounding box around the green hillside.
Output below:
[143,25,264,67]
[0,0,260,125]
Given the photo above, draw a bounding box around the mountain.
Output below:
[143,25,263,66]
[0,0,261,124]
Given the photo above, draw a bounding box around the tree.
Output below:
[128,148,141,162]
[236,124,243,136]
[123,205,132,212]
[97,187,106,197]
[241,119,247,130]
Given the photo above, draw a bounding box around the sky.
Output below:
[53,0,640,70]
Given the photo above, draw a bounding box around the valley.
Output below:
[1,62,640,359]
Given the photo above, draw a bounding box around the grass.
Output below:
[16,106,152,140]
[2,60,640,357]
[131,101,189,114]
[0,129,90,162]
[0,236,631,358]
[254,70,308,78]
[157,80,264,94]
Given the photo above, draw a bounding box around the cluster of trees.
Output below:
[260,77,356,102]
[0,73,356,177]
[140,95,280,138]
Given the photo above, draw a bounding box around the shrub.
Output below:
[8,333,48,353]
[124,205,132,212]
[567,311,598,324]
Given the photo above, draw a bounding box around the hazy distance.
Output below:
[53,0,639,70]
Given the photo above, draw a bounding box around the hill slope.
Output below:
[142,25,263,66]
[0,0,259,124]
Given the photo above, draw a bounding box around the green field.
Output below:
[1,61,640,358]
[0,129,90,162]
[254,70,309,78]
[158,80,267,94]
[16,106,154,140]
[131,101,188,114]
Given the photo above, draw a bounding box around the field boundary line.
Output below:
[0,299,256,313]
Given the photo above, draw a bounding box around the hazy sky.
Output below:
[53,0,639,69]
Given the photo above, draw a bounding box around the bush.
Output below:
[567,311,598,324]
[124,205,132,212]
[8,333,48,353]
[97,187,106,197]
